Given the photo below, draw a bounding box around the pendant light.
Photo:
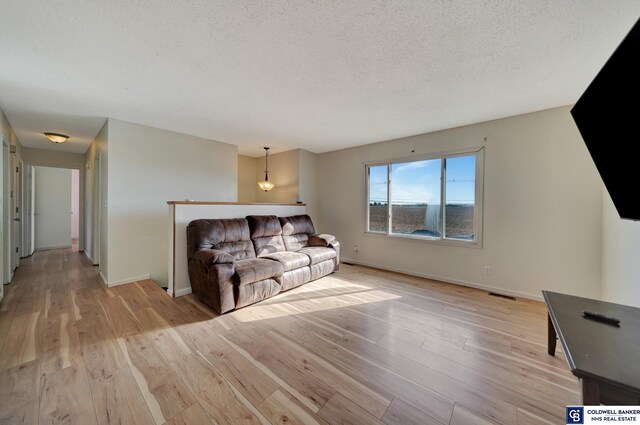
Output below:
[257,147,276,192]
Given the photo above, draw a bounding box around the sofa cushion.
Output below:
[236,278,281,309]
[280,215,316,236]
[234,258,284,286]
[261,251,310,272]
[276,267,312,291]
[310,259,336,280]
[279,215,316,251]
[247,215,283,238]
[187,218,255,261]
[247,215,286,256]
[297,247,337,265]
[193,249,235,266]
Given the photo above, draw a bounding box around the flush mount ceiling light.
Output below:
[44,132,69,143]
[257,146,276,192]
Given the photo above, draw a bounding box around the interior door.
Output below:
[0,141,4,294]
[93,155,101,265]
[35,167,72,250]
[26,165,35,256]
[10,153,20,272]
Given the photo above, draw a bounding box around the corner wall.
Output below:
[601,192,640,308]
[106,119,237,286]
[316,106,603,300]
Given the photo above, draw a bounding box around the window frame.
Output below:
[364,146,484,248]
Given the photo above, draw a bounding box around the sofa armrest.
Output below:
[309,234,336,247]
[193,249,235,266]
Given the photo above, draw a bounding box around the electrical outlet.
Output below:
[484,266,492,276]
[353,245,359,253]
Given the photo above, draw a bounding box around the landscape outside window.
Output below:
[367,152,478,242]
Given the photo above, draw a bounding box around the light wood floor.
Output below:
[0,247,580,425]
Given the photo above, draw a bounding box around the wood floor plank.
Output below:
[0,285,21,352]
[264,328,391,418]
[516,407,556,425]
[258,388,330,425]
[181,322,280,407]
[318,392,385,425]
[117,333,194,424]
[269,311,455,424]
[170,351,264,425]
[224,326,336,413]
[41,313,84,376]
[89,367,156,425]
[0,360,40,425]
[14,292,45,317]
[77,312,127,382]
[99,296,143,337]
[163,403,214,425]
[39,364,97,425]
[381,397,445,425]
[449,404,498,425]
[43,289,74,320]
[0,311,43,372]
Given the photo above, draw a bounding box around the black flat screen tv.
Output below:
[571,18,640,221]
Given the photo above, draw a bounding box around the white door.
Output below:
[25,165,35,256]
[93,155,101,265]
[71,169,79,241]
[35,167,72,250]
[0,141,4,295]
[10,153,21,271]
[2,142,10,283]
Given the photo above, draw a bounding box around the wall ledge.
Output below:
[168,201,305,206]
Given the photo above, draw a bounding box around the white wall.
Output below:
[71,169,79,239]
[34,167,72,249]
[601,192,640,308]
[298,149,318,223]
[238,155,257,202]
[317,106,603,300]
[106,119,237,286]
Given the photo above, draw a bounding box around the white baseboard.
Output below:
[99,272,108,286]
[0,290,3,303]
[106,274,152,288]
[341,257,543,302]
[173,287,192,297]
[36,244,72,251]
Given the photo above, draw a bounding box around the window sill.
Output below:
[364,230,482,248]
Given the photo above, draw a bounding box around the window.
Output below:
[366,148,483,245]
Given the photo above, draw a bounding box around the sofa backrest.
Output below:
[187,218,256,261]
[279,214,316,251]
[246,215,286,256]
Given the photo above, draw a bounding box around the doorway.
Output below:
[33,166,80,251]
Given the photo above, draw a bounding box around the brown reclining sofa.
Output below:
[187,214,340,314]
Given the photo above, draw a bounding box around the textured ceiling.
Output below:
[1,1,639,156]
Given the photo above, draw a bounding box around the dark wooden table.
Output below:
[543,290,640,405]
